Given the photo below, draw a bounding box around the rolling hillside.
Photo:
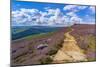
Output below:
[11,24,96,66]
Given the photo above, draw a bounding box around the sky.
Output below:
[11,0,96,26]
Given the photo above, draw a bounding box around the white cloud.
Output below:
[54,8,61,16]
[66,11,82,25]
[12,8,41,25]
[46,8,70,26]
[63,5,88,12]
[20,8,39,13]
[40,11,48,17]
[70,15,82,24]
[63,5,77,11]
[12,7,84,26]
[67,12,77,17]
[78,6,88,10]
[12,10,28,23]
[83,14,95,23]
[89,6,95,14]
[63,5,88,25]
[46,9,56,15]
[46,8,62,16]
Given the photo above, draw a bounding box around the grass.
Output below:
[39,56,53,64]
[47,37,64,55]
[55,40,64,49]
[67,27,72,32]
[72,33,96,62]
[87,57,96,62]
[13,31,56,42]
[47,48,58,55]
[87,55,96,62]
[28,44,35,54]
[88,35,96,50]
[76,34,96,51]
[78,35,96,61]
[13,44,35,63]
[87,35,96,61]
[15,29,26,33]
[13,52,28,63]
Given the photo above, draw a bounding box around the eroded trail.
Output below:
[53,30,87,63]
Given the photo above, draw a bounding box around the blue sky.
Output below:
[11,0,96,26]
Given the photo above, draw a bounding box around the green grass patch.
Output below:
[88,35,96,50]
[14,31,56,42]
[47,48,58,55]
[67,27,72,32]
[24,32,56,40]
[87,57,96,62]
[39,56,53,64]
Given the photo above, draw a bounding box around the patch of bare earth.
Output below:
[53,30,87,63]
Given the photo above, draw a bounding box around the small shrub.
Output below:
[88,35,96,51]
[40,56,53,64]
[54,38,64,49]
[28,43,35,53]
[47,49,58,55]
[87,57,96,62]
[67,27,72,32]
[55,41,63,49]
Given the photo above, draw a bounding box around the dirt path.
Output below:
[52,30,87,63]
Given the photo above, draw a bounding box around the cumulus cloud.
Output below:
[67,12,77,17]
[46,8,69,26]
[12,8,71,26]
[12,5,95,26]
[89,6,95,14]
[63,5,77,11]
[63,5,88,12]
[70,16,82,24]
[12,8,40,25]
[63,5,89,25]
[11,8,81,26]
[46,9,56,15]
[78,6,88,10]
